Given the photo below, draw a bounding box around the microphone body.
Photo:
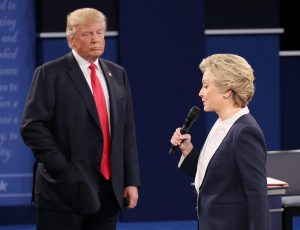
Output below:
[169,106,200,155]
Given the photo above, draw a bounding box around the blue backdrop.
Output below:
[1,0,299,225]
[0,0,35,206]
[204,35,281,150]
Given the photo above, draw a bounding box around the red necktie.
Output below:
[89,64,111,180]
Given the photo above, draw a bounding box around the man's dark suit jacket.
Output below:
[20,52,140,215]
[180,114,271,230]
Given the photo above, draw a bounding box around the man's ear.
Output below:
[67,36,75,48]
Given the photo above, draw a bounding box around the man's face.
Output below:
[69,21,105,63]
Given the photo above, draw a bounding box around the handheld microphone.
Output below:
[169,106,200,155]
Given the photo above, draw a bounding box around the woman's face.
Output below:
[199,70,224,113]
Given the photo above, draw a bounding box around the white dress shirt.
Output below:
[72,49,111,128]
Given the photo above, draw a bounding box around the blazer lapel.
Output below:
[65,52,101,129]
[99,59,118,137]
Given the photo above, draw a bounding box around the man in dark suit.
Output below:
[20,8,140,230]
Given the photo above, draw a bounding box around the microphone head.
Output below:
[181,106,200,134]
[187,106,200,120]
[169,106,200,155]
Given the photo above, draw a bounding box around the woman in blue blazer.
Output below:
[170,54,271,230]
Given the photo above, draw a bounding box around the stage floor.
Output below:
[0,220,197,230]
[1,218,300,230]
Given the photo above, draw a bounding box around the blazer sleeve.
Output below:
[20,65,69,178]
[122,68,141,187]
[234,125,271,230]
[179,147,199,178]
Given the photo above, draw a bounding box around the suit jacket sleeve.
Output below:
[179,147,199,178]
[234,125,270,229]
[122,68,140,187]
[20,65,69,178]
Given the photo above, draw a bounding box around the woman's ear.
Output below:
[223,89,233,99]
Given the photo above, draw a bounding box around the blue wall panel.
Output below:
[0,0,36,206]
[281,56,300,149]
[204,35,281,150]
[119,0,205,221]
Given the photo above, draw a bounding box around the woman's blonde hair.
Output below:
[199,53,255,107]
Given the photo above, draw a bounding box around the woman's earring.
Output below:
[223,95,227,99]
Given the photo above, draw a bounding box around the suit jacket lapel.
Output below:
[99,59,118,137]
[65,52,101,129]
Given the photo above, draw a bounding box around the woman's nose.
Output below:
[199,88,203,97]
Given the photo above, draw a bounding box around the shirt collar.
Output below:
[72,49,100,70]
[218,106,250,129]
